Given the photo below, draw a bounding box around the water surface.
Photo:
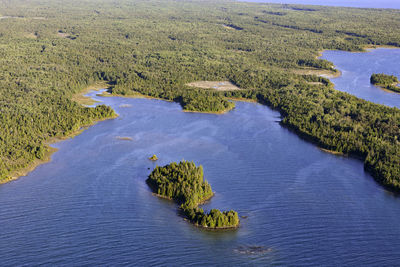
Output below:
[1,82,400,265]
[322,48,400,108]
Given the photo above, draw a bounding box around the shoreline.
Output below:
[1,85,118,185]
[185,218,240,230]
[72,82,111,106]
[316,44,399,58]
[319,148,346,156]
[100,89,236,115]
[98,90,171,102]
[2,115,118,185]
[1,147,58,185]
[291,68,342,78]
[374,83,400,94]
[4,43,398,185]
[315,45,400,79]
[292,45,400,81]
[380,86,400,94]
[151,188,238,230]
[182,107,234,115]
[362,44,400,50]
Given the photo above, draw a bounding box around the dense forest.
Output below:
[0,0,399,190]
[370,73,400,93]
[147,161,239,229]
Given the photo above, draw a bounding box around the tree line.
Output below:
[370,73,400,93]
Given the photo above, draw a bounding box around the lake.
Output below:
[239,0,400,9]
[321,48,400,108]
[1,51,400,265]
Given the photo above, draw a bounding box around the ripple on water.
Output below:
[1,87,400,265]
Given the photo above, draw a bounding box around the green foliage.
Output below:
[385,85,400,93]
[185,208,239,229]
[302,75,333,87]
[0,0,399,190]
[371,73,398,85]
[370,73,400,93]
[149,154,158,161]
[147,161,213,205]
[147,161,239,228]
[225,79,400,191]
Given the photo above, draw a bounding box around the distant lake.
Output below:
[239,0,400,9]
[321,48,400,108]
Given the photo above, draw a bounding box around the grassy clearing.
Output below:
[186,81,242,91]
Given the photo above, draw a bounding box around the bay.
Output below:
[1,49,400,265]
[321,48,400,108]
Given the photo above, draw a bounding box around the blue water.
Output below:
[321,48,400,108]
[2,47,400,265]
[1,82,400,265]
[240,0,400,9]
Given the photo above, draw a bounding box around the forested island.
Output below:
[371,73,400,93]
[0,0,399,192]
[147,161,239,229]
[149,154,158,161]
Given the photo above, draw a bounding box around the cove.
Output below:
[321,48,400,109]
[1,85,400,265]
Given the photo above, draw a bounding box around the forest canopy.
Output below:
[0,0,399,191]
[370,73,400,93]
[147,161,239,229]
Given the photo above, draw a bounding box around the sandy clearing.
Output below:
[186,81,241,91]
[291,68,341,78]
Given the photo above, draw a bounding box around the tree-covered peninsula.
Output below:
[147,161,239,229]
[370,73,400,93]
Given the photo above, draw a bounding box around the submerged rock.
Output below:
[116,136,133,141]
[234,245,273,255]
[119,104,132,108]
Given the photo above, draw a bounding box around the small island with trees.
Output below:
[146,161,239,229]
[370,73,400,93]
[148,154,158,161]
